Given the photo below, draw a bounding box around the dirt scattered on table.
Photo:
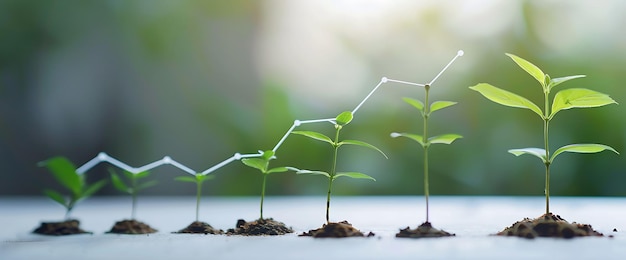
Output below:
[396,222,455,238]
[32,219,90,236]
[299,220,375,238]
[226,218,293,236]
[175,221,224,235]
[107,219,158,234]
[497,213,604,239]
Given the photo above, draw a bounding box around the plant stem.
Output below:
[260,174,268,220]
[131,177,137,220]
[423,85,431,223]
[196,179,202,222]
[543,89,551,215]
[326,125,341,224]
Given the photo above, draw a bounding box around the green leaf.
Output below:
[261,150,275,160]
[174,176,198,183]
[550,88,617,119]
[122,170,134,180]
[82,179,107,198]
[39,157,82,196]
[292,131,334,145]
[428,134,463,145]
[551,144,619,162]
[196,174,215,183]
[338,140,388,159]
[402,97,425,114]
[109,170,130,193]
[335,111,353,126]
[242,158,268,172]
[334,172,376,181]
[137,180,158,190]
[267,167,291,174]
[506,53,546,88]
[134,171,151,179]
[469,83,544,118]
[44,189,68,207]
[508,148,547,163]
[296,169,331,178]
[548,75,586,91]
[390,132,424,147]
[430,101,457,114]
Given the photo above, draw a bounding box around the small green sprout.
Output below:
[470,53,619,215]
[109,169,157,220]
[174,174,216,222]
[390,85,462,223]
[241,150,295,220]
[293,111,387,224]
[38,156,108,219]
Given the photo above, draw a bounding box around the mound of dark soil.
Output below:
[396,222,455,238]
[227,218,293,236]
[32,219,90,236]
[175,221,224,234]
[299,220,375,238]
[107,219,157,234]
[498,213,604,239]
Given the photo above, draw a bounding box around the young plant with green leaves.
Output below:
[38,157,108,219]
[241,150,294,220]
[174,174,215,222]
[470,53,618,215]
[293,111,387,224]
[109,169,158,220]
[390,87,462,223]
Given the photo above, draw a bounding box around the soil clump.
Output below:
[107,219,157,234]
[299,220,375,238]
[227,218,293,236]
[497,213,603,239]
[396,222,455,238]
[175,221,224,234]
[33,219,90,236]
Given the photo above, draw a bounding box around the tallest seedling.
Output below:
[470,54,618,215]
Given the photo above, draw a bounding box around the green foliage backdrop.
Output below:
[1,0,624,196]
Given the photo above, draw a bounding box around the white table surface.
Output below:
[1,196,625,259]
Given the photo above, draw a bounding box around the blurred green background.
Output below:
[1,0,624,197]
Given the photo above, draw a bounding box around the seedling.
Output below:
[390,89,462,223]
[109,169,157,220]
[241,150,295,220]
[38,157,107,219]
[174,174,215,222]
[470,53,618,215]
[293,111,387,224]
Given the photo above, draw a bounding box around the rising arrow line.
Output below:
[75,50,464,176]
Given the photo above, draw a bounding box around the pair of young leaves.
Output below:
[39,157,108,218]
[390,97,462,147]
[109,169,158,195]
[470,53,618,164]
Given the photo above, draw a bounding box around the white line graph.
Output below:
[75,50,464,177]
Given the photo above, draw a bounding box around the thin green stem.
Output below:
[196,179,202,222]
[543,89,551,215]
[260,174,268,220]
[131,177,137,220]
[423,85,431,223]
[326,125,341,224]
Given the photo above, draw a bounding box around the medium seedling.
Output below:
[174,174,215,222]
[38,156,108,219]
[293,111,387,224]
[241,150,295,220]
[470,53,618,215]
[109,169,157,220]
[391,87,462,223]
